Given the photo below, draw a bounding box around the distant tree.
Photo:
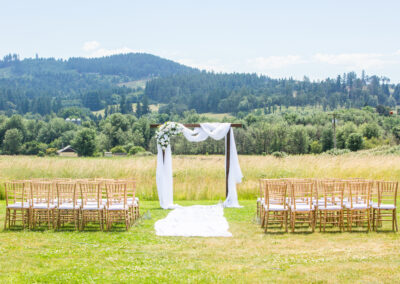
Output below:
[136,101,142,118]
[310,141,323,154]
[321,127,334,151]
[72,128,96,156]
[362,123,380,139]
[141,95,150,115]
[3,128,23,154]
[347,133,363,151]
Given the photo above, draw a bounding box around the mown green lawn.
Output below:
[1,200,400,283]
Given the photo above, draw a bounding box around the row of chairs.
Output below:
[257,178,398,233]
[4,178,139,231]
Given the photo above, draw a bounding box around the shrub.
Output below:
[310,141,323,154]
[324,148,351,155]
[129,146,146,155]
[21,141,48,155]
[37,151,45,157]
[135,151,153,157]
[272,151,287,158]
[362,123,380,139]
[72,128,96,157]
[123,143,135,153]
[46,148,58,156]
[110,145,126,154]
[347,133,363,151]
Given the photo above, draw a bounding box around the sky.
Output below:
[1,0,400,82]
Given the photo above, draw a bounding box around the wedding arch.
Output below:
[150,122,243,209]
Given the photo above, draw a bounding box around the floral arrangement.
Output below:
[156,122,183,150]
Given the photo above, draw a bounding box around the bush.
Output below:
[21,141,47,155]
[46,148,58,156]
[37,151,45,157]
[129,146,146,155]
[272,151,287,158]
[347,133,363,151]
[3,128,23,154]
[110,145,126,154]
[72,128,96,157]
[324,148,351,155]
[362,123,380,139]
[310,141,323,154]
[134,151,153,157]
[123,143,135,153]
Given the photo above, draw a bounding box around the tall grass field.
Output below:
[1,155,400,282]
[0,154,399,200]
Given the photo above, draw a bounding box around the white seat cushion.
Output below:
[82,204,104,210]
[263,204,287,211]
[107,204,128,210]
[7,202,29,209]
[318,205,342,211]
[345,203,369,210]
[32,203,56,209]
[372,203,396,210]
[58,203,79,210]
[290,204,314,211]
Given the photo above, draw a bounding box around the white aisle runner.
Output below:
[154,204,232,237]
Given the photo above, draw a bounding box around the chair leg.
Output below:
[264,211,270,233]
[4,208,9,230]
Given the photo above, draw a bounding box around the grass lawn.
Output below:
[1,200,400,283]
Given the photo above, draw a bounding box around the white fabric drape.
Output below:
[156,123,243,209]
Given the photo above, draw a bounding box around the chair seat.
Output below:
[32,203,56,209]
[7,202,30,209]
[107,204,128,211]
[58,203,79,210]
[372,203,396,210]
[318,205,342,211]
[290,204,315,212]
[263,204,287,211]
[345,203,369,210]
[82,204,104,210]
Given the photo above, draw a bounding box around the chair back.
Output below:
[347,181,371,208]
[259,179,281,199]
[376,181,398,207]
[319,182,345,207]
[105,182,127,207]
[5,181,28,207]
[116,179,136,200]
[31,181,54,206]
[291,182,314,210]
[79,181,102,207]
[264,182,287,210]
[56,182,77,208]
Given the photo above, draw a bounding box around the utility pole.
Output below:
[331,113,337,149]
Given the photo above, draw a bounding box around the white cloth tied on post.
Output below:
[156,123,243,209]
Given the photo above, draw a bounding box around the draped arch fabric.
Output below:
[156,123,243,209]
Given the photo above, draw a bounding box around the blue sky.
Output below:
[1,0,400,82]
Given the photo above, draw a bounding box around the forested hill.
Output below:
[146,72,400,114]
[0,53,197,115]
[0,52,399,117]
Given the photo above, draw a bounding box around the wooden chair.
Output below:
[372,181,398,232]
[30,181,56,229]
[258,179,282,220]
[116,179,138,225]
[55,182,79,230]
[4,181,30,229]
[317,182,345,232]
[261,182,288,232]
[105,182,130,230]
[290,182,315,232]
[345,182,371,232]
[79,181,104,231]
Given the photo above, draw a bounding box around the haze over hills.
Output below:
[0,52,399,117]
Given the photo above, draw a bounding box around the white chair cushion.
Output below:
[58,203,79,210]
[318,205,342,211]
[32,203,56,209]
[372,203,396,210]
[290,204,314,211]
[345,203,369,209]
[7,202,29,209]
[263,204,287,211]
[82,204,104,210]
[107,204,128,210]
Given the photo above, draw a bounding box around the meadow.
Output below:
[1,154,400,283]
[0,154,400,200]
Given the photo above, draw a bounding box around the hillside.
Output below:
[0,53,399,117]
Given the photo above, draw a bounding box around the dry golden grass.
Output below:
[0,154,399,200]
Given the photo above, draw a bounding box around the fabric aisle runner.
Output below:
[154,204,232,237]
